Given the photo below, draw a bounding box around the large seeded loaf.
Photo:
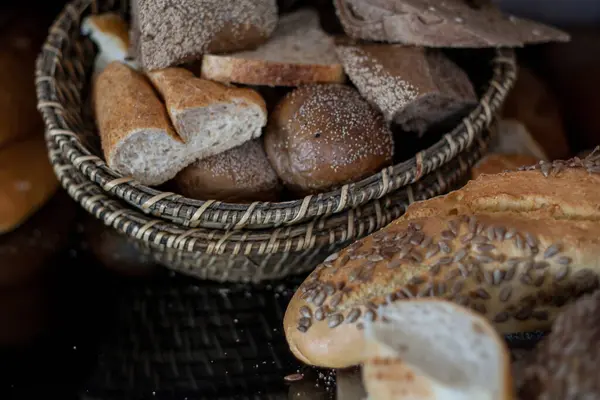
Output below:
[148,68,267,161]
[264,84,394,196]
[0,136,59,234]
[201,9,346,87]
[519,290,600,399]
[333,0,570,47]
[362,299,512,400]
[284,151,600,368]
[131,0,279,71]
[336,44,476,134]
[81,13,137,77]
[174,139,282,203]
[93,63,267,186]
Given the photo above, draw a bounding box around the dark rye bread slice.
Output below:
[336,44,477,135]
[201,9,345,87]
[131,0,279,71]
[334,0,570,47]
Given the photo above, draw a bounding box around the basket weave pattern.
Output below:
[35,0,517,230]
[36,0,516,281]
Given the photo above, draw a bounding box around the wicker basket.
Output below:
[36,0,517,230]
[36,0,516,281]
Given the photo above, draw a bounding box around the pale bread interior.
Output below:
[206,9,339,66]
[362,300,511,400]
[491,119,549,161]
[110,99,265,186]
[81,14,138,75]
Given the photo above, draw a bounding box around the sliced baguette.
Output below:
[94,62,268,186]
[81,13,138,77]
[201,9,345,87]
[363,299,513,400]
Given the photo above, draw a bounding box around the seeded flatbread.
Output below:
[334,0,569,47]
[284,150,600,368]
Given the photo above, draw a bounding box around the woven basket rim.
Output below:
[35,0,517,231]
[48,129,490,256]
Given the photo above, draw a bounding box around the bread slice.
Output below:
[362,299,513,400]
[201,9,345,87]
[491,119,549,161]
[94,62,267,186]
[81,13,138,76]
[336,44,476,134]
[334,0,570,47]
[147,68,267,160]
[131,0,279,71]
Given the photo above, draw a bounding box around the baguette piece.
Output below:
[94,63,267,186]
[362,299,512,400]
[284,152,600,368]
[336,44,476,134]
[148,68,267,160]
[81,13,138,77]
[334,0,570,47]
[0,136,59,234]
[174,139,282,203]
[519,290,600,400]
[131,0,279,71]
[201,9,345,87]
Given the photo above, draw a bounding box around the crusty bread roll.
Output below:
[502,67,570,161]
[201,9,345,87]
[264,84,394,196]
[147,68,267,160]
[0,136,59,234]
[81,13,138,76]
[362,300,512,400]
[174,140,282,203]
[336,44,476,134]
[131,0,278,71]
[284,152,600,368]
[472,153,540,179]
[519,290,600,400]
[0,191,76,286]
[94,63,267,186]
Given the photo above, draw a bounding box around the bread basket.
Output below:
[37,0,515,281]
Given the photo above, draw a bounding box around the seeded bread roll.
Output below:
[336,44,476,134]
[264,84,394,196]
[284,151,600,368]
[519,290,600,399]
[174,139,282,203]
[201,9,345,87]
[131,0,279,71]
[472,153,540,179]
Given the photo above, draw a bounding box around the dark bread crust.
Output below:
[264,84,394,196]
[132,0,278,70]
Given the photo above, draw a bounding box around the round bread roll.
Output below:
[472,153,540,179]
[174,139,282,203]
[264,84,394,196]
[284,154,600,368]
[0,191,77,287]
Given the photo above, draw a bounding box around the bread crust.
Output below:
[284,156,600,368]
[472,153,540,179]
[264,84,394,196]
[201,55,346,87]
[0,136,59,234]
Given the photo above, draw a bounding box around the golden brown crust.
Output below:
[472,153,540,179]
[265,84,394,196]
[93,61,181,165]
[84,12,130,50]
[147,67,267,117]
[0,136,59,234]
[284,157,600,368]
[200,55,346,87]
